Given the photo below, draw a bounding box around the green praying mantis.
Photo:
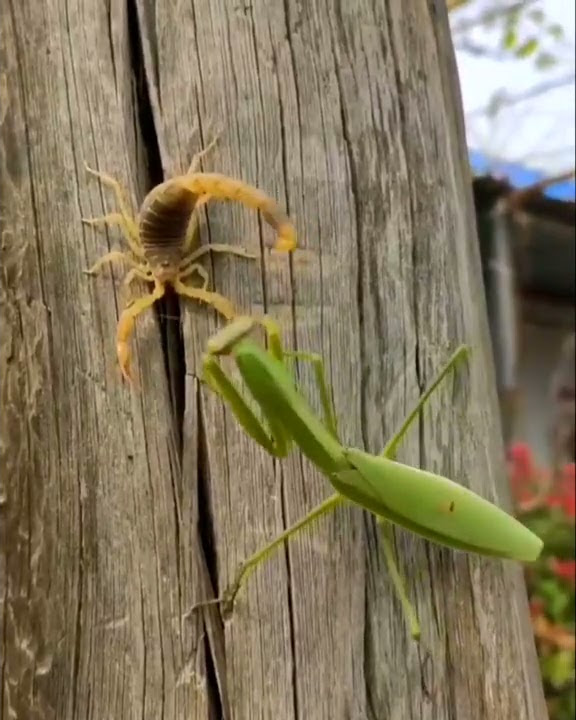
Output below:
[195,315,544,639]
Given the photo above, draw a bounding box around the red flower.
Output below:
[506,443,575,518]
[559,464,575,519]
[546,463,575,519]
[550,558,576,584]
[508,442,534,484]
[529,597,545,618]
[507,442,542,504]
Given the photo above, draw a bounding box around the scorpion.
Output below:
[82,137,296,383]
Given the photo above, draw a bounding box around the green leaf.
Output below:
[537,579,560,603]
[552,593,571,622]
[528,9,545,24]
[503,28,518,51]
[536,52,558,70]
[541,650,575,689]
[548,23,565,41]
[507,6,522,26]
[520,514,575,556]
[516,38,539,58]
[538,579,572,621]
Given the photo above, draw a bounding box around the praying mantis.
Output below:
[195,315,544,639]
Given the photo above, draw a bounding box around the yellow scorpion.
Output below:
[83,137,296,383]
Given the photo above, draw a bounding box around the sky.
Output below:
[452,0,575,194]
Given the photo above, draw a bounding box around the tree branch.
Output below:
[468,74,576,117]
[450,0,539,36]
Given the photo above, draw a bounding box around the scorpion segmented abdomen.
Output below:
[139,181,199,263]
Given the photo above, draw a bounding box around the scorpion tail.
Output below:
[180,173,297,253]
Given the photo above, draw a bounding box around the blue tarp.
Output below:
[469,149,576,202]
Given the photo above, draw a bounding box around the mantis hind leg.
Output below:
[383,344,470,460]
[376,343,470,640]
[193,319,345,615]
[377,517,421,639]
[193,493,344,617]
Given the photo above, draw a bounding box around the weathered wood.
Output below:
[137,0,547,718]
[1,2,220,719]
[1,0,547,718]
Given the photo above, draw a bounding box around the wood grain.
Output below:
[1,0,547,718]
[1,1,219,718]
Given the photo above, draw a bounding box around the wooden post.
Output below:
[1,1,547,718]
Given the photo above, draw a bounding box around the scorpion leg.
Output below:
[177,263,210,289]
[186,133,220,174]
[84,250,143,278]
[116,281,166,383]
[181,208,202,257]
[184,134,221,211]
[173,278,236,321]
[82,213,144,259]
[180,206,257,268]
[84,164,136,221]
[177,245,257,291]
[83,164,144,259]
[184,243,259,264]
[123,267,154,287]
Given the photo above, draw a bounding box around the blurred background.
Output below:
[448,2,574,717]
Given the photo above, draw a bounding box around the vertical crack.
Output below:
[126,2,191,718]
[126,2,225,717]
[196,356,227,720]
[127,0,162,183]
[203,633,223,720]
[195,390,219,598]
[126,0,180,443]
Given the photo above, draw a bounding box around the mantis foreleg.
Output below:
[201,319,292,457]
[203,318,340,460]
[195,320,347,612]
[197,323,471,637]
[283,350,339,440]
[202,354,287,456]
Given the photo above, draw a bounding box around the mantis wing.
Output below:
[333,449,543,562]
